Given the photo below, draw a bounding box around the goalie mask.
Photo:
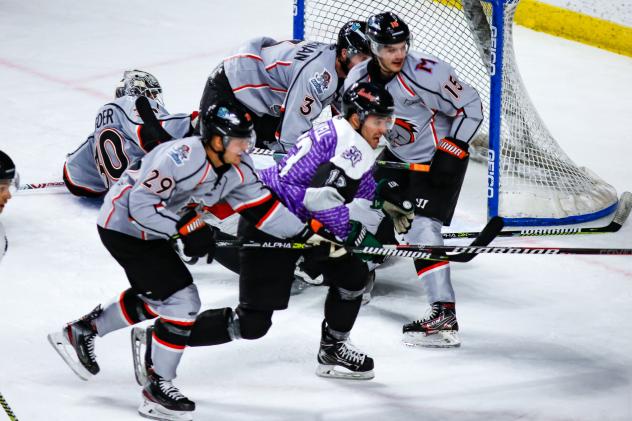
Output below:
[115,69,164,106]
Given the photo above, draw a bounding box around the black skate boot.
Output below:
[402,302,460,348]
[316,321,374,380]
[47,305,102,380]
[139,370,195,421]
[131,325,154,386]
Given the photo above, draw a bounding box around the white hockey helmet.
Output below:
[115,69,164,106]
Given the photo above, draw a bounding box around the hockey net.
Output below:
[296,0,617,225]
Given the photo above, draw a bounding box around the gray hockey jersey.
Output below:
[223,37,340,150]
[64,95,193,195]
[344,52,484,163]
[97,136,305,241]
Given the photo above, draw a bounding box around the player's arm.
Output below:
[406,59,484,144]
[223,159,306,239]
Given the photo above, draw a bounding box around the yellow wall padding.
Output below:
[515,0,632,57]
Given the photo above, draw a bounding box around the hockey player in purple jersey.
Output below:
[130,83,412,385]
[47,102,340,421]
[345,12,485,348]
[63,70,198,197]
[199,20,371,152]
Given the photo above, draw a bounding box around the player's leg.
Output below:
[316,254,374,380]
[401,216,460,348]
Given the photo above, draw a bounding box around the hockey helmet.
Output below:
[0,150,19,193]
[342,82,395,129]
[336,20,370,58]
[200,103,256,152]
[115,69,164,106]
[366,12,411,55]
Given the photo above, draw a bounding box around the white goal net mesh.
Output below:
[299,0,617,224]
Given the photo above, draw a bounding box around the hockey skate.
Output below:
[139,371,195,421]
[316,321,374,380]
[131,326,153,386]
[47,305,102,380]
[402,302,461,348]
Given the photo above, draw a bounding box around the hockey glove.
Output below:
[345,220,383,262]
[296,219,347,259]
[430,137,470,187]
[174,209,216,260]
[374,179,414,234]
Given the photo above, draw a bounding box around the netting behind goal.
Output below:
[294,0,618,226]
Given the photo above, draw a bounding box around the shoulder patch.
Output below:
[310,68,332,95]
[341,145,363,167]
[168,144,191,166]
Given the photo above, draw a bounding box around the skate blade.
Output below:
[316,364,374,380]
[402,330,461,348]
[131,327,148,386]
[139,399,193,421]
[47,331,93,381]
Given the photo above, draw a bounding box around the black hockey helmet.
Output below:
[336,20,370,58]
[115,69,164,105]
[0,150,19,192]
[200,102,256,151]
[366,12,411,53]
[342,82,394,126]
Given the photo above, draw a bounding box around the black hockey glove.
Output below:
[296,219,347,259]
[174,210,216,260]
[374,179,414,234]
[345,220,383,262]
[430,137,470,187]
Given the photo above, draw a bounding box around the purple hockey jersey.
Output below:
[259,116,385,239]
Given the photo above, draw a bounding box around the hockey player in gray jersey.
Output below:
[130,83,409,386]
[199,20,371,152]
[63,70,198,197]
[47,102,338,421]
[345,12,485,348]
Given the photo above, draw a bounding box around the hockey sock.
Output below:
[187,308,235,346]
[94,288,157,336]
[324,286,362,333]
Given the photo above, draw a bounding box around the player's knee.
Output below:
[235,306,273,340]
[334,286,364,301]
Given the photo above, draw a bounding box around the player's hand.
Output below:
[375,180,414,234]
[296,219,347,259]
[174,209,216,260]
[345,220,383,262]
[430,137,469,187]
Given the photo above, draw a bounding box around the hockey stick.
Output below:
[16,181,66,194]
[0,393,18,421]
[251,147,430,172]
[442,191,632,239]
[212,216,504,263]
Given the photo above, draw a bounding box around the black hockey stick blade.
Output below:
[135,96,173,150]
[443,216,504,262]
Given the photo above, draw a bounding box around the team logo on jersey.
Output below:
[342,146,363,167]
[310,68,332,95]
[169,144,191,166]
[386,118,418,146]
[415,58,437,73]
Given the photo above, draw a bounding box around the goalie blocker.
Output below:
[375,137,469,226]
